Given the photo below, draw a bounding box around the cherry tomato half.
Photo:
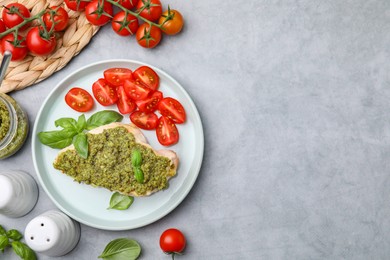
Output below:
[133,66,159,91]
[104,67,133,86]
[2,3,31,31]
[111,11,139,37]
[130,111,158,130]
[43,6,69,32]
[159,9,184,35]
[113,0,139,10]
[26,27,57,56]
[92,78,118,106]
[156,116,179,146]
[158,97,186,124]
[0,34,28,61]
[124,79,151,101]
[160,228,186,255]
[117,85,137,114]
[136,0,162,22]
[64,0,89,11]
[136,23,162,49]
[85,0,113,26]
[136,90,162,112]
[65,87,94,112]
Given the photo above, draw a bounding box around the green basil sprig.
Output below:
[131,150,144,184]
[98,238,141,260]
[11,241,36,260]
[38,110,123,159]
[0,225,36,260]
[108,192,134,210]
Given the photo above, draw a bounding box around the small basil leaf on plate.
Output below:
[6,229,23,241]
[76,114,87,133]
[0,235,9,252]
[134,168,144,184]
[131,150,142,167]
[54,117,77,130]
[11,241,36,260]
[73,133,88,159]
[108,192,134,210]
[98,238,141,260]
[38,128,76,149]
[86,110,123,130]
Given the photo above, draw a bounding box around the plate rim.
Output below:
[32,59,204,230]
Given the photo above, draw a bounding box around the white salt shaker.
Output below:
[0,170,38,217]
[24,210,81,257]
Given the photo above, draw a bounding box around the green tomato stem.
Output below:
[0,9,46,39]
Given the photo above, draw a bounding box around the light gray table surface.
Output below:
[1,0,390,259]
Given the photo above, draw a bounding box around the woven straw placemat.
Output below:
[0,0,99,93]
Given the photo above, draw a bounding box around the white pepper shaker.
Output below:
[0,170,38,217]
[24,210,80,257]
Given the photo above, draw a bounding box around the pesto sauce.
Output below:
[0,99,10,141]
[53,127,175,196]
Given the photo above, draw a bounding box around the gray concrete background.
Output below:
[1,0,390,259]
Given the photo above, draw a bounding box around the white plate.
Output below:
[32,60,204,230]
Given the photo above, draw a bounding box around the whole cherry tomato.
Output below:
[85,0,113,26]
[64,0,89,11]
[159,228,186,257]
[136,0,162,22]
[43,6,69,32]
[114,0,139,10]
[0,34,28,61]
[136,23,162,48]
[26,27,57,56]
[0,19,6,33]
[111,11,139,36]
[159,9,184,35]
[2,3,31,31]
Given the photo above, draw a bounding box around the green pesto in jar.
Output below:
[53,127,175,196]
[0,93,29,160]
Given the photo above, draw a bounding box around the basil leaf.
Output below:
[108,192,134,210]
[11,241,36,260]
[54,117,77,130]
[131,150,142,167]
[134,168,144,184]
[73,133,88,159]
[86,110,123,130]
[38,128,76,149]
[0,235,9,252]
[98,238,141,260]
[0,225,6,236]
[6,229,22,241]
[76,114,87,133]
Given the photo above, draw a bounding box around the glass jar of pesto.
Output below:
[0,93,29,159]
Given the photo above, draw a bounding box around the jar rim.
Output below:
[0,95,18,149]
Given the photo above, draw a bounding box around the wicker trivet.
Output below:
[0,0,100,93]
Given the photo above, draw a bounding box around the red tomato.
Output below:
[0,34,28,61]
[92,78,118,106]
[111,11,139,36]
[136,91,162,112]
[2,3,31,31]
[133,66,159,91]
[124,79,151,101]
[158,97,186,124]
[26,27,57,56]
[117,85,136,114]
[85,0,113,26]
[136,0,162,22]
[0,19,6,33]
[130,111,158,130]
[43,6,69,32]
[65,87,94,112]
[135,23,161,48]
[159,228,186,255]
[159,9,184,35]
[114,0,139,10]
[64,0,89,11]
[156,116,179,146]
[104,68,133,86]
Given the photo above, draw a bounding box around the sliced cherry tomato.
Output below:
[43,6,69,32]
[116,85,136,114]
[133,66,159,91]
[156,116,179,146]
[130,111,158,130]
[104,68,133,86]
[85,0,113,26]
[65,87,94,112]
[92,78,118,106]
[124,79,152,101]
[135,23,162,49]
[136,90,162,112]
[2,3,31,31]
[0,34,28,61]
[136,0,162,22]
[113,0,139,10]
[159,9,184,35]
[158,97,186,124]
[26,27,57,56]
[64,0,89,11]
[111,11,139,36]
